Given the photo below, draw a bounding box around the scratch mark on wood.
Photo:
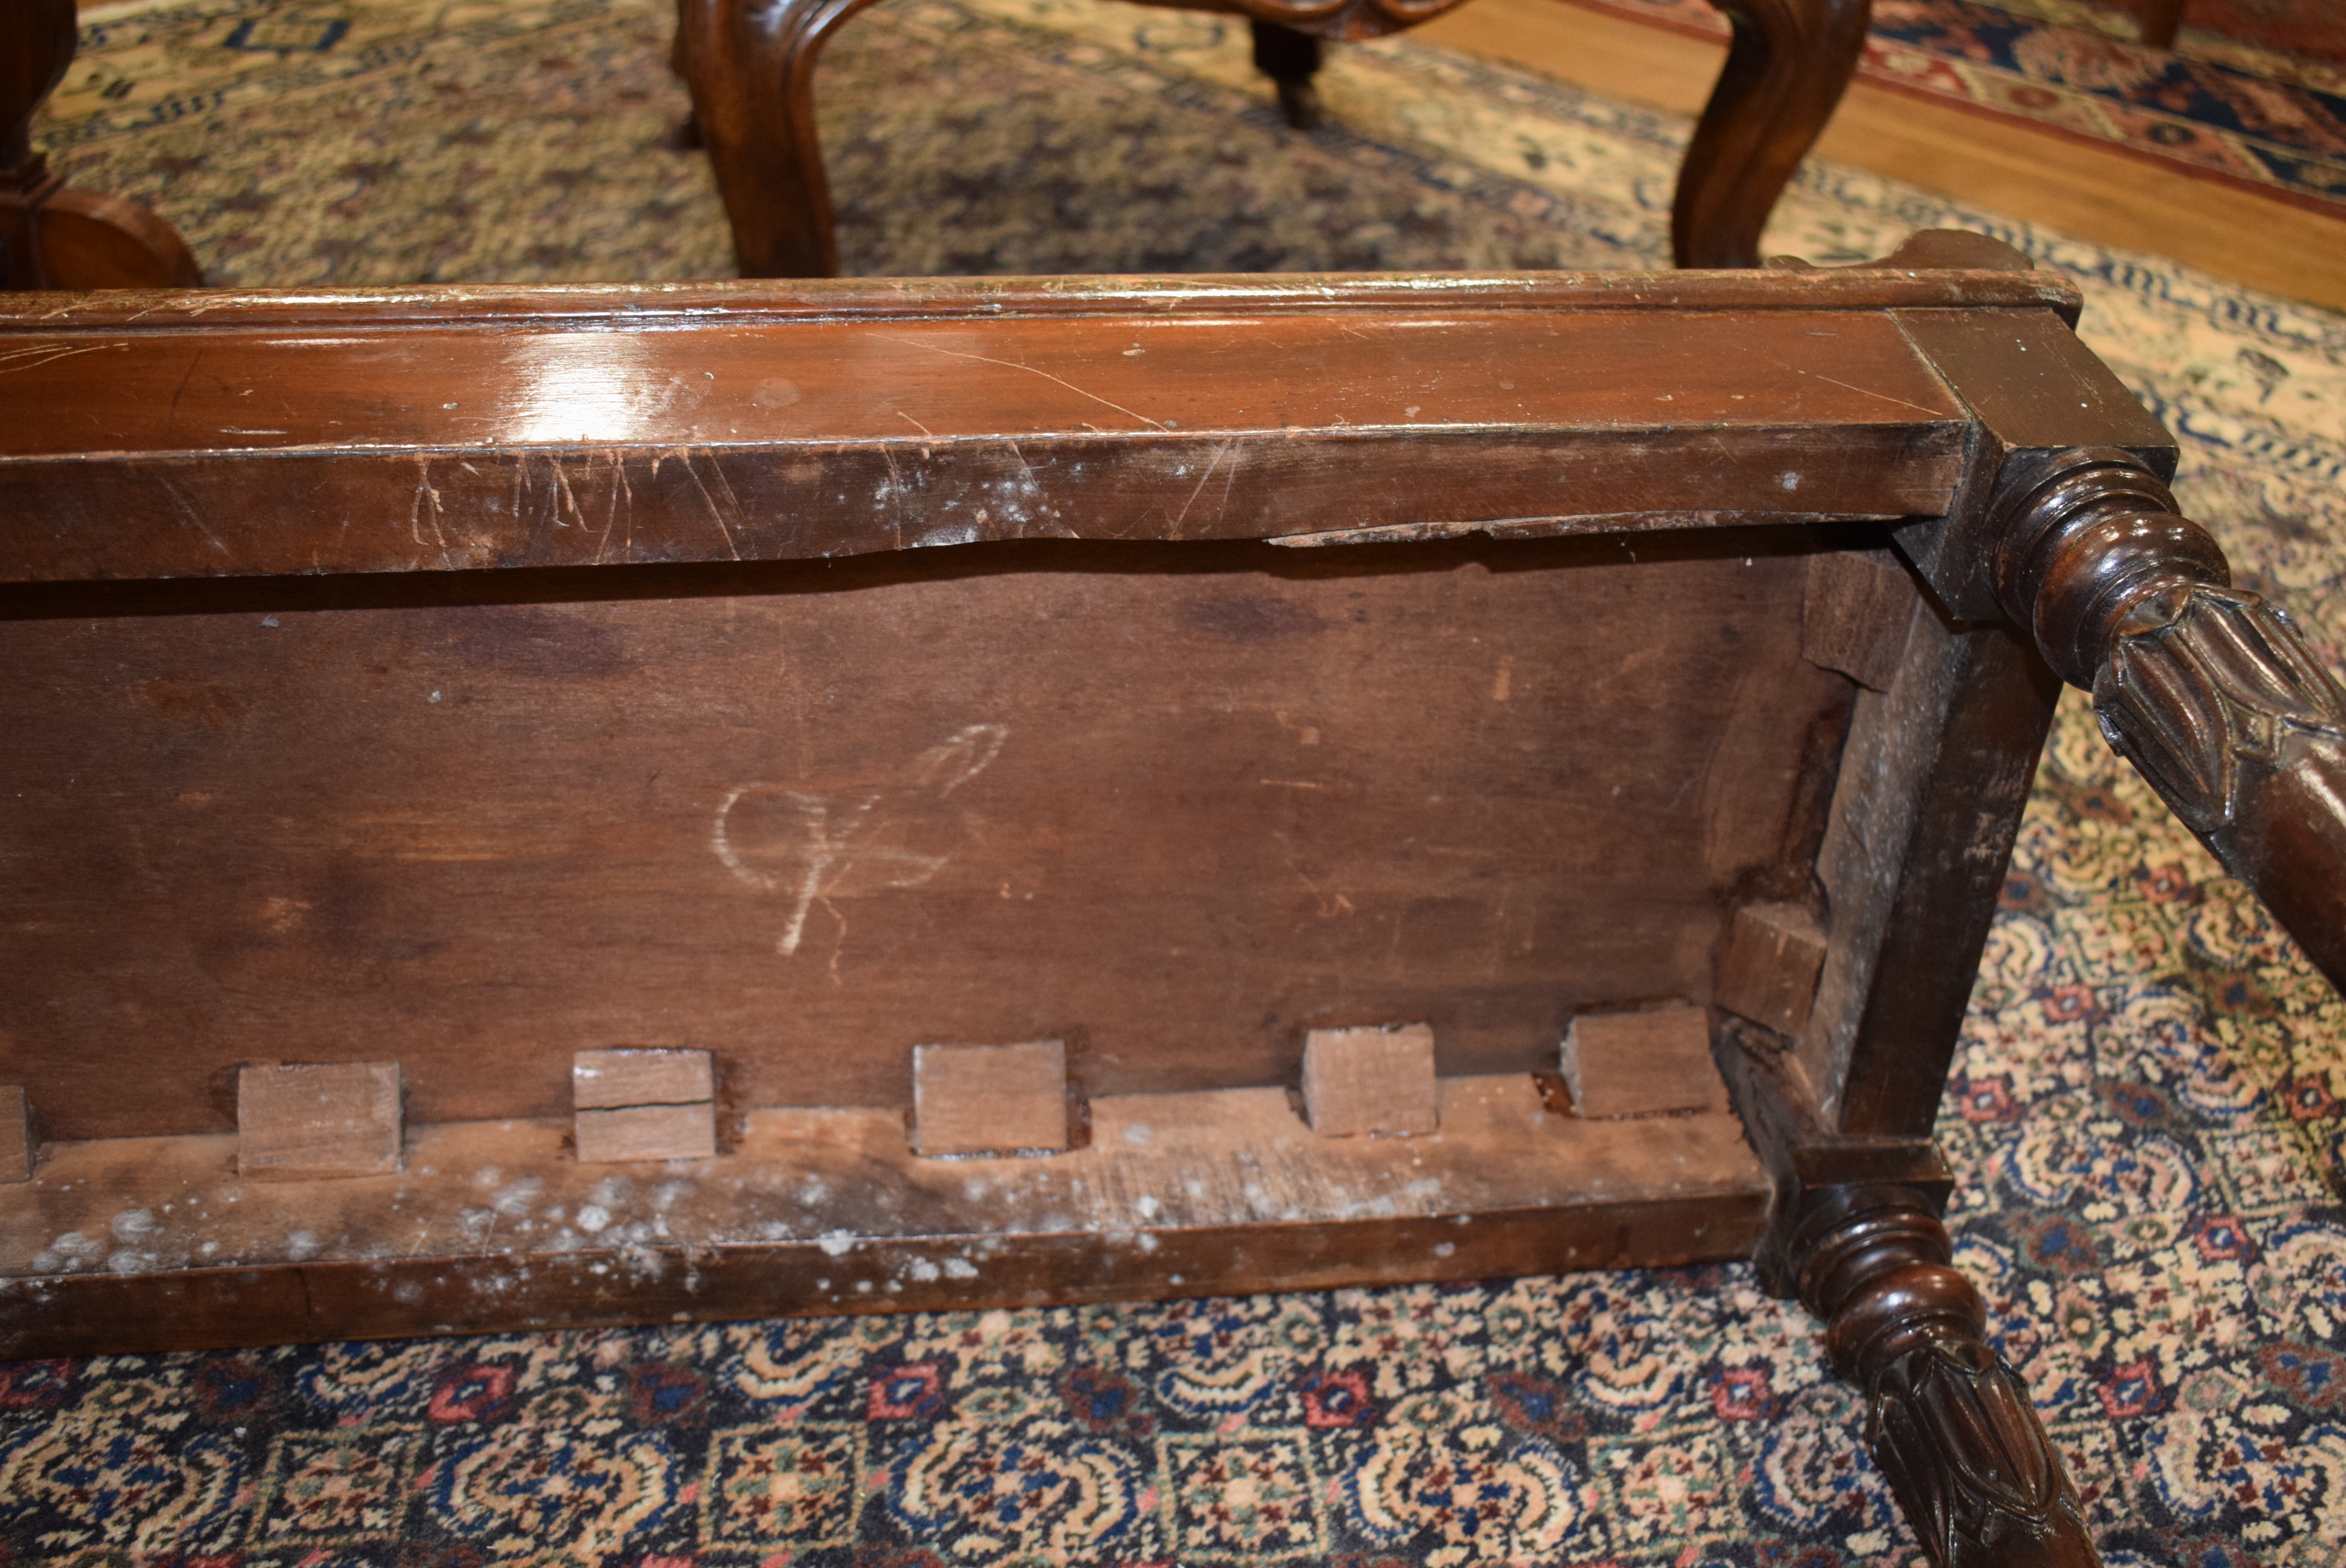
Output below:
[901,339,1167,431]
[674,448,742,561]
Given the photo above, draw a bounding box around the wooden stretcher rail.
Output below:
[0,272,2035,582]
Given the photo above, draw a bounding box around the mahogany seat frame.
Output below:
[6,237,2346,1568]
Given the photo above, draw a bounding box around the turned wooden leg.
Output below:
[1992,448,2346,989]
[1250,20,1324,132]
[2,0,201,289]
[1672,0,1870,268]
[1789,1185,2097,1567]
[674,0,888,278]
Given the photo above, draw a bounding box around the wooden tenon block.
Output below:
[1301,1023,1438,1137]
[1558,1006,1729,1118]
[911,1040,1070,1156]
[574,1049,717,1163]
[1803,549,1917,691]
[238,1062,403,1178]
[0,1087,30,1183]
[1717,901,1830,1036]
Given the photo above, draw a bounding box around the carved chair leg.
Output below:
[1789,1185,2098,1567]
[2,0,201,289]
[1250,20,1325,132]
[674,0,888,278]
[1672,0,1870,268]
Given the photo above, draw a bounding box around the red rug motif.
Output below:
[1565,0,2346,214]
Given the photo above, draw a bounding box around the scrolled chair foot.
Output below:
[1789,1185,2099,1568]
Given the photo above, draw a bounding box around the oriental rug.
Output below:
[1563,0,2346,216]
[9,0,2346,1563]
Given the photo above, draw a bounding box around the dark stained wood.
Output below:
[0,534,1853,1142]
[1992,448,2346,993]
[1716,899,1828,1035]
[911,1040,1072,1156]
[0,299,1974,582]
[1672,0,1872,267]
[1558,1004,1729,1116]
[1798,594,2061,1137]
[0,0,202,291]
[1789,1185,2097,1567]
[1300,1023,1439,1136]
[1803,546,1918,690]
[0,1076,1768,1356]
[236,1062,404,1179]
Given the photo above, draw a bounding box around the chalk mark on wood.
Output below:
[714,722,1008,955]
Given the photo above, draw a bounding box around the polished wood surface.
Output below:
[1672,0,1870,267]
[0,269,2032,581]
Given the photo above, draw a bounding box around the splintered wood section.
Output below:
[0,536,1852,1143]
[0,280,1983,581]
[0,1076,1767,1356]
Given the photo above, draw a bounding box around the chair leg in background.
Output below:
[1250,20,1325,131]
[1672,0,1870,267]
[674,0,887,278]
[2,0,200,289]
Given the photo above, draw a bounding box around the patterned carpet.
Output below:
[11,0,2346,1562]
[1564,0,2346,214]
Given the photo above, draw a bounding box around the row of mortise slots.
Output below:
[0,899,1828,1185]
[0,998,1763,1185]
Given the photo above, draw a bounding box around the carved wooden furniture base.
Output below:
[672,0,1874,275]
[9,236,2341,1565]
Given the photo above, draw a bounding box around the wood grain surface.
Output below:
[0,1075,1768,1356]
[1,532,1854,1142]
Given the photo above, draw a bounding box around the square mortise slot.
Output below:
[912,1040,1070,1156]
[1300,1023,1438,1137]
[238,1062,403,1178]
[1558,1005,1729,1118]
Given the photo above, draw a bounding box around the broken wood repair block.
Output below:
[1716,901,1831,1036]
[1802,547,1918,691]
[1301,1023,1438,1137]
[573,1048,717,1163]
[911,1039,1070,1156]
[237,1062,403,1178]
[1558,1005,1730,1118]
[0,1087,30,1183]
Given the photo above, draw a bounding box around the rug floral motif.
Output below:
[12,0,2346,1562]
[1562,0,2346,212]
